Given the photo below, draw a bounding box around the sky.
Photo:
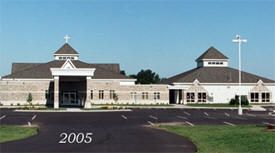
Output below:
[0,0,274,79]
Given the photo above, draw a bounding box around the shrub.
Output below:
[0,102,3,106]
[10,103,13,106]
[113,93,119,103]
[17,103,20,106]
[229,96,249,106]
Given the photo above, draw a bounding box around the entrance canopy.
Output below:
[50,59,95,77]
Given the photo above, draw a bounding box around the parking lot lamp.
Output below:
[232,35,247,115]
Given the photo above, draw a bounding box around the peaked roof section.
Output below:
[161,67,275,84]
[196,46,229,61]
[3,60,132,80]
[54,43,79,55]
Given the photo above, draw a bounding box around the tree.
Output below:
[120,70,126,75]
[130,69,161,84]
[27,93,33,109]
[113,93,119,103]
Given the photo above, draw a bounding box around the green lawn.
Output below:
[93,104,173,107]
[186,104,251,107]
[17,106,67,110]
[158,125,274,153]
[0,126,38,143]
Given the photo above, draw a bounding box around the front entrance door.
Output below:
[61,91,79,106]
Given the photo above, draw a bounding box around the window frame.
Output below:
[110,90,115,99]
[262,92,270,102]
[142,92,148,100]
[250,92,259,102]
[99,90,104,99]
[186,92,195,102]
[198,92,206,102]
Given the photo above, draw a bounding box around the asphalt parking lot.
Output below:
[0,108,274,153]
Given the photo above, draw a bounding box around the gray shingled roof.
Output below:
[54,43,79,55]
[161,67,275,84]
[3,60,132,80]
[196,47,229,61]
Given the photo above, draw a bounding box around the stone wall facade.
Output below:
[0,79,169,106]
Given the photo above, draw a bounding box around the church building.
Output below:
[0,39,169,108]
[0,38,274,107]
[163,47,275,104]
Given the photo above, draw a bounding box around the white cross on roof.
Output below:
[64,34,71,43]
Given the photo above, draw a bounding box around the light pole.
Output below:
[232,35,247,115]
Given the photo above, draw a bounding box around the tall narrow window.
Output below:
[99,90,104,99]
[262,92,270,102]
[45,90,48,99]
[154,92,160,100]
[131,92,137,100]
[142,92,148,100]
[198,92,206,102]
[186,92,195,102]
[90,90,93,99]
[110,90,115,99]
[250,92,259,102]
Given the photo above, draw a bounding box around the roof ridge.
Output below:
[225,67,275,82]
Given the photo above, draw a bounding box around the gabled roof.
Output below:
[54,43,79,55]
[161,67,275,84]
[3,60,132,80]
[196,46,228,61]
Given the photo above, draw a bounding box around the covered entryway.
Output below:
[50,59,95,108]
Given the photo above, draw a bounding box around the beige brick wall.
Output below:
[0,80,169,105]
[0,80,52,105]
[88,80,169,104]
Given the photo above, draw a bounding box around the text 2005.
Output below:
[59,132,93,144]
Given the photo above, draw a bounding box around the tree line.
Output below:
[120,69,166,84]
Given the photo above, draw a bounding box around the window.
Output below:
[208,62,211,65]
[187,92,195,102]
[110,90,115,99]
[90,90,93,99]
[131,92,137,100]
[211,62,215,64]
[71,57,74,60]
[216,62,219,64]
[262,92,270,102]
[59,57,62,60]
[45,90,48,99]
[219,62,223,65]
[62,57,66,60]
[198,92,206,102]
[154,92,160,100]
[99,90,104,99]
[250,92,259,102]
[142,92,148,100]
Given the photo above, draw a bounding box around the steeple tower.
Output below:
[196,46,229,68]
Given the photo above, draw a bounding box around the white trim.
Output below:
[196,59,229,62]
[54,54,79,56]
[50,68,96,77]
[91,79,137,82]
[1,78,54,81]
[172,82,275,86]
[61,59,76,69]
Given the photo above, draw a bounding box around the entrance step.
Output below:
[66,108,82,112]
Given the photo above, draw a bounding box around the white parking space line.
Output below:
[121,115,127,120]
[0,115,6,120]
[31,114,37,120]
[28,122,31,126]
[235,116,247,120]
[177,116,188,120]
[225,113,230,117]
[149,115,158,120]
[185,121,194,126]
[147,121,154,126]
[183,111,191,116]
[204,116,216,119]
[223,122,235,126]
[203,112,209,116]
[246,113,256,117]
